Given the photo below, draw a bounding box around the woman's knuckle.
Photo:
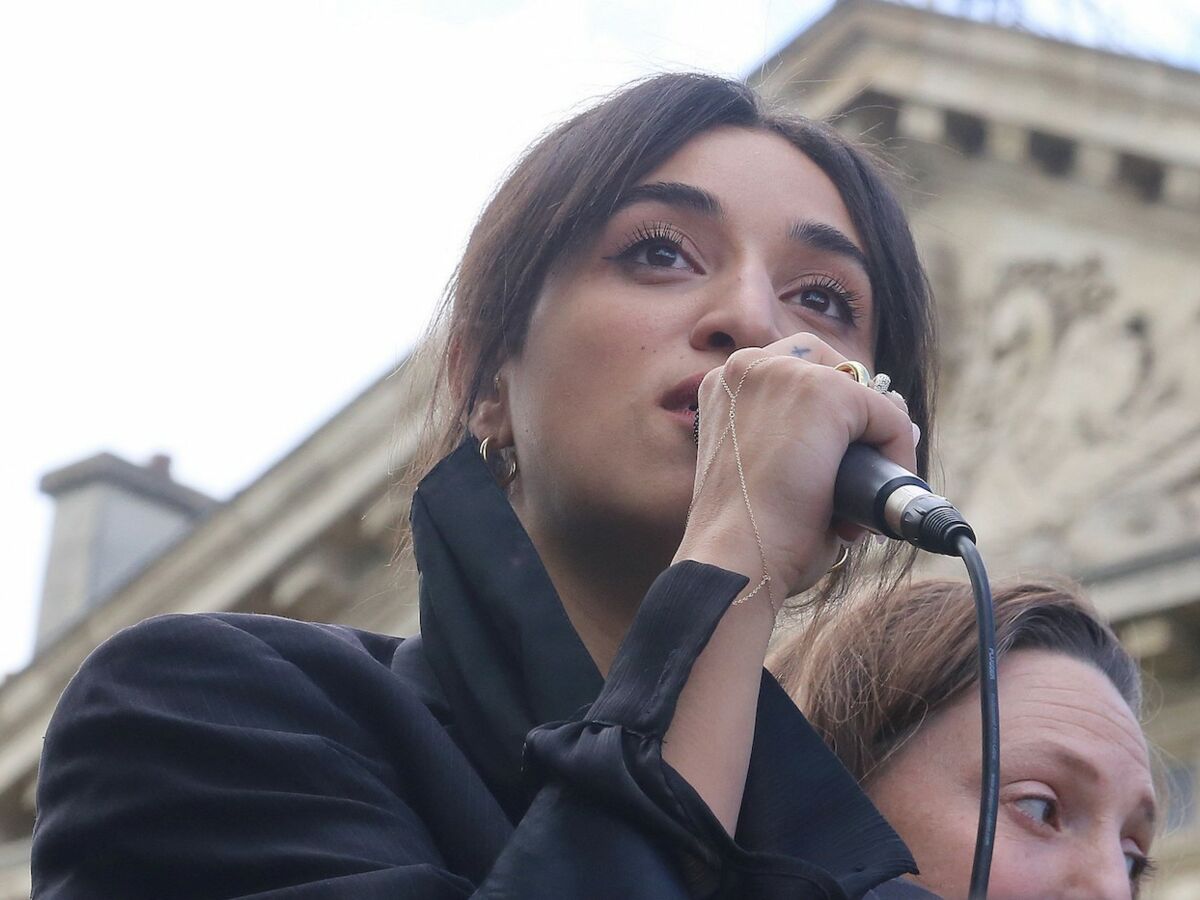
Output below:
[790,364,836,406]
[699,368,723,400]
[725,347,764,371]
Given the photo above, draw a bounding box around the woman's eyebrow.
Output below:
[1006,740,1158,826]
[1007,740,1103,785]
[608,187,869,276]
[610,181,723,217]
[788,220,869,273]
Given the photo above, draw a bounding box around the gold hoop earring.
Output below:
[828,544,851,573]
[479,436,518,487]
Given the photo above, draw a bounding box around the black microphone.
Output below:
[834,443,975,556]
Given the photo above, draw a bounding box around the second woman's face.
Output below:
[868,649,1157,899]
[498,127,877,560]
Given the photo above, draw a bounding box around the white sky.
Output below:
[2,0,1197,678]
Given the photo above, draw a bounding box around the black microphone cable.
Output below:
[957,533,999,900]
[833,444,998,898]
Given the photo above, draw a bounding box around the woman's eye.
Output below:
[798,287,840,318]
[1124,847,1155,884]
[784,276,861,325]
[1013,796,1057,826]
[1125,852,1146,880]
[628,239,689,269]
[609,223,696,273]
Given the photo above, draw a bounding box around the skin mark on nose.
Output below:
[790,346,810,358]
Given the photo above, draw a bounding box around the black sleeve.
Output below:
[32,562,908,899]
[512,560,909,899]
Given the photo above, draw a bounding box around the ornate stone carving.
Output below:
[938,257,1200,572]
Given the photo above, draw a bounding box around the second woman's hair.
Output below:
[769,578,1142,782]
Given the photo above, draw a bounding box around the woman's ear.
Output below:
[467,368,515,449]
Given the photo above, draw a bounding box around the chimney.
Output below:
[35,452,218,650]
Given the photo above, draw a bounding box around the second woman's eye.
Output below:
[1125,850,1152,881]
[1013,795,1058,828]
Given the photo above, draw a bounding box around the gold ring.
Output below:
[828,544,851,573]
[834,360,871,385]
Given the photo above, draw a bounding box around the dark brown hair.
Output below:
[407,72,938,590]
[768,578,1143,782]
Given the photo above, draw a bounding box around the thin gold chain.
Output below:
[687,357,780,614]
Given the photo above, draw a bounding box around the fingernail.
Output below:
[875,533,889,546]
[911,423,922,448]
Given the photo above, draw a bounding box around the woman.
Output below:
[33,73,933,898]
[770,580,1158,899]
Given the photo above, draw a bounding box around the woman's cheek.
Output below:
[985,821,1055,898]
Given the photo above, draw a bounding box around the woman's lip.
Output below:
[664,406,698,430]
[660,372,708,413]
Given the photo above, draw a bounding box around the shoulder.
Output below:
[68,610,409,701]
[45,612,433,774]
[38,613,451,841]
[81,610,404,672]
[34,620,474,897]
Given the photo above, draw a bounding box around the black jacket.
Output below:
[32,439,923,898]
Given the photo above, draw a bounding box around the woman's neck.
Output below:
[512,498,677,676]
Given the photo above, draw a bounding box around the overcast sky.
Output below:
[2,0,1197,678]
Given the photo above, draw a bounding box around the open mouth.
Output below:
[660,373,707,434]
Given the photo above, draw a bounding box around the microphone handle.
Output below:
[834,443,975,556]
[833,443,929,535]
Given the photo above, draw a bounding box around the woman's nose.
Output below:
[689,270,780,352]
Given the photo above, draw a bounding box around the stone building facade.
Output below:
[1,0,1197,895]
[752,1,1200,893]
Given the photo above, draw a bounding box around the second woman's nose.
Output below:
[689,269,781,353]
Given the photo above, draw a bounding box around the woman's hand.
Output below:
[674,332,917,603]
[663,333,915,835]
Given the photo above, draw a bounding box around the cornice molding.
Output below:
[754,0,1200,177]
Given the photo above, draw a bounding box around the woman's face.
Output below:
[490,127,876,563]
[868,649,1157,899]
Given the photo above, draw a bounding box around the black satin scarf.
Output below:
[410,436,604,819]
